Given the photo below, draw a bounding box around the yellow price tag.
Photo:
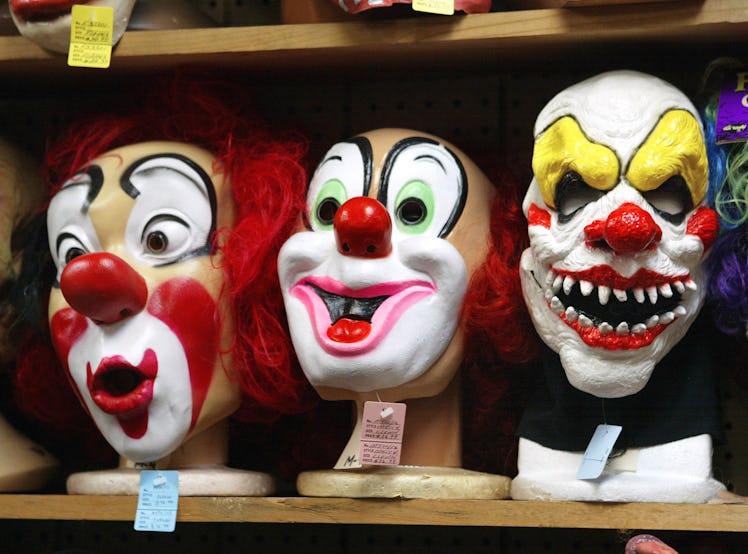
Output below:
[67,5,114,69]
[412,0,455,15]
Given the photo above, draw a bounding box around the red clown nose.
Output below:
[60,252,148,325]
[585,202,662,255]
[334,197,392,258]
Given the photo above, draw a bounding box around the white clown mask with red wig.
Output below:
[520,70,719,399]
[46,141,241,465]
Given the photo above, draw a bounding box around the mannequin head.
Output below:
[9,0,135,53]
[279,128,523,403]
[40,73,309,464]
[520,70,719,398]
[0,137,43,364]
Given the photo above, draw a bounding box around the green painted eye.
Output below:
[311,179,347,229]
[395,180,434,234]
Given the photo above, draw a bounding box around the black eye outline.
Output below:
[555,171,606,223]
[642,175,693,224]
[316,197,341,226]
[56,232,88,267]
[396,197,427,226]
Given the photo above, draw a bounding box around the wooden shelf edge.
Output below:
[0,496,745,532]
[0,0,746,73]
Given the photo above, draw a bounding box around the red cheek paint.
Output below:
[50,307,92,411]
[147,277,221,431]
[527,203,552,228]
[686,206,719,251]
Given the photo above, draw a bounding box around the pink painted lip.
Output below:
[290,275,436,356]
[86,349,157,417]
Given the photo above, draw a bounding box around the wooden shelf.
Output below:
[0,0,747,83]
[0,495,744,531]
[0,0,744,541]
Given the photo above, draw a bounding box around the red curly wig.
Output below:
[18,70,317,436]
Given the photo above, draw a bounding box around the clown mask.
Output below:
[9,0,135,53]
[279,128,494,403]
[520,70,719,399]
[46,141,241,464]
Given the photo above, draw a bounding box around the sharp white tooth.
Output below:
[579,314,593,328]
[565,306,579,322]
[631,323,647,334]
[545,270,556,287]
[658,283,673,298]
[646,314,660,328]
[598,285,611,305]
[660,311,675,324]
[615,322,630,335]
[550,296,564,314]
[599,322,613,335]
[646,286,658,304]
[563,276,576,295]
[684,278,698,291]
[633,287,646,303]
[673,305,687,317]
[673,280,686,294]
[613,288,627,302]
[580,280,594,296]
[552,274,563,293]
[545,288,554,300]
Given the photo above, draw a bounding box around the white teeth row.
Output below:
[545,270,696,306]
[548,294,688,335]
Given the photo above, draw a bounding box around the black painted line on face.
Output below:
[377,137,468,238]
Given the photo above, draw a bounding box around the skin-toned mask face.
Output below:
[279,128,496,403]
[47,141,241,464]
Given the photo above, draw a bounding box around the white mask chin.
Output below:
[9,0,135,54]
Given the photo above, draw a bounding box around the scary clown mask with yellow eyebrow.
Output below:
[514,70,726,503]
[520,70,719,399]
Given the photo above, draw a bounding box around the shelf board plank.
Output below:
[0,496,745,532]
[0,0,746,79]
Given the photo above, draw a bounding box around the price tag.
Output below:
[576,424,622,480]
[134,470,179,532]
[412,0,455,16]
[67,5,114,69]
[715,68,748,144]
[359,401,406,466]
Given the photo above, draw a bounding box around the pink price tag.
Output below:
[359,401,406,466]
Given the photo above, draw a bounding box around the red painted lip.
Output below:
[86,349,157,417]
[10,1,86,21]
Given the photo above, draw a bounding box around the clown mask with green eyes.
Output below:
[520,70,719,399]
[279,129,495,405]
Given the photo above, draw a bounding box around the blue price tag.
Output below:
[134,470,179,532]
[576,424,622,480]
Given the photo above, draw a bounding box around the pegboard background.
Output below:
[0,3,746,554]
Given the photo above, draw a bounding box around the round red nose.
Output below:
[60,252,148,324]
[334,197,392,258]
[597,202,662,254]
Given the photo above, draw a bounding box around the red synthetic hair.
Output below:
[460,164,541,476]
[37,69,317,421]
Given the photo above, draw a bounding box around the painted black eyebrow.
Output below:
[413,153,446,172]
[59,165,103,214]
[346,136,373,197]
[119,152,218,237]
[377,137,468,238]
[55,231,81,256]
